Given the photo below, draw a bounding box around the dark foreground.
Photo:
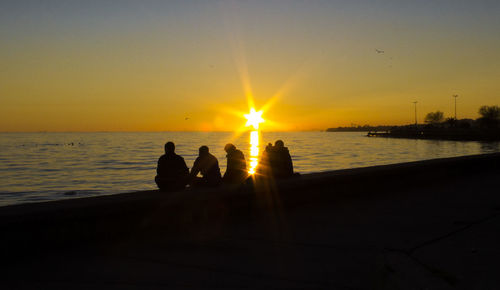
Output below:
[1,153,500,289]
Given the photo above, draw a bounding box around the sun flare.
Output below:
[244,108,264,174]
[244,108,265,130]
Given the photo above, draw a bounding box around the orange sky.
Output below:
[1,1,499,132]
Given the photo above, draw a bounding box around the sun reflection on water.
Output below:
[248,130,260,174]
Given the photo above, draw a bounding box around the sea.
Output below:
[1,131,499,207]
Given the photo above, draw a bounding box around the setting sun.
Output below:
[244,108,265,130]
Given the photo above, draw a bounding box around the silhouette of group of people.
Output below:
[258,140,294,179]
[155,140,294,192]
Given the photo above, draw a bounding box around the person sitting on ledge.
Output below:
[223,143,248,184]
[269,140,294,179]
[155,141,189,191]
[190,146,222,187]
[256,143,273,178]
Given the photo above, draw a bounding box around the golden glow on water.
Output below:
[244,107,264,174]
[248,130,260,175]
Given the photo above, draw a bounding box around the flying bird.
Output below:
[375,49,385,54]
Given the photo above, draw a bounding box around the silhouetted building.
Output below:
[223,143,247,184]
[155,141,189,191]
[190,146,222,187]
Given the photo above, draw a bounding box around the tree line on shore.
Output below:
[384,105,499,141]
[327,105,500,132]
[424,105,500,129]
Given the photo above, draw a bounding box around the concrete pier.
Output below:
[1,153,499,289]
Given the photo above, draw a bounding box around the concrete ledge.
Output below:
[1,153,500,288]
[0,153,499,259]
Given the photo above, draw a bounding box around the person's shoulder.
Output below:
[210,153,220,164]
[276,147,290,157]
[174,153,184,160]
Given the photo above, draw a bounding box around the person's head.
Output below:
[164,141,175,153]
[199,145,209,156]
[274,140,284,148]
[224,143,236,153]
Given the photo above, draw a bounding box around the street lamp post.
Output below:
[452,94,458,120]
[413,101,418,126]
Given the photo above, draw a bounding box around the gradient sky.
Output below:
[1,0,499,132]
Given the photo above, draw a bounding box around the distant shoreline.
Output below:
[366,127,500,141]
[328,119,500,141]
[326,126,393,132]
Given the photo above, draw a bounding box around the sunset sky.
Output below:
[1,0,499,132]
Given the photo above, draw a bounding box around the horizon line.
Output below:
[0,129,331,134]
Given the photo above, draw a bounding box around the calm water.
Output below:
[0,132,499,206]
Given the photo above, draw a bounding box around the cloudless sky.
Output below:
[1,0,499,131]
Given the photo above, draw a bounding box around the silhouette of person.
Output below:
[190,146,222,187]
[256,143,273,177]
[223,143,247,184]
[155,141,189,191]
[269,140,294,179]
